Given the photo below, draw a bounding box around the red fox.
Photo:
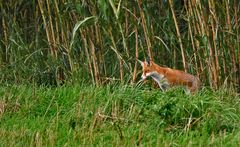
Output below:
[138,59,201,94]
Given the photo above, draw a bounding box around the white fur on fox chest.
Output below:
[142,72,169,91]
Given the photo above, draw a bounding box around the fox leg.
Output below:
[159,83,169,91]
[150,74,170,92]
[184,87,191,94]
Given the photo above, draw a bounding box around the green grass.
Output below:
[0,83,239,146]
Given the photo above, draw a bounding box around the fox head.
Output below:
[138,59,156,80]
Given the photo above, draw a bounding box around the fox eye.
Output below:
[144,69,150,73]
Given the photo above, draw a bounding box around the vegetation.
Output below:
[0,0,239,90]
[0,84,240,146]
[0,0,239,146]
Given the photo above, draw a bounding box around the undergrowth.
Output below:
[0,83,239,146]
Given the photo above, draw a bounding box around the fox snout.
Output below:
[141,74,147,80]
[141,72,153,80]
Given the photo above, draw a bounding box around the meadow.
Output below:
[0,83,239,146]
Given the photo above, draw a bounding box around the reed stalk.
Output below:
[132,7,139,84]
[37,0,55,57]
[169,0,187,72]
[1,11,9,64]
[137,0,152,60]
[0,0,239,91]
[80,30,95,84]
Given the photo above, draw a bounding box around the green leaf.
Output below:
[70,16,97,50]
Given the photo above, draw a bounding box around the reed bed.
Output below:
[0,0,239,91]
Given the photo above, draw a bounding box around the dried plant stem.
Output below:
[225,0,237,87]
[137,0,152,60]
[80,30,95,84]
[1,13,9,64]
[90,38,100,86]
[132,7,139,83]
[169,0,187,72]
[46,0,57,57]
[187,13,199,77]
[205,0,218,88]
[38,0,55,57]
[234,0,240,91]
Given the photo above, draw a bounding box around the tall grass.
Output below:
[0,84,239,146]
[0,0,239,91]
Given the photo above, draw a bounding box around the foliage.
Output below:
[1,1,239,145]
[0,0,239,91]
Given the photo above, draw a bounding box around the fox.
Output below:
[138,59,201,94]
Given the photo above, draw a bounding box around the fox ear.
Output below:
[137,59,144,67]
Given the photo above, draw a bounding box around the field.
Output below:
[0,83,239,146]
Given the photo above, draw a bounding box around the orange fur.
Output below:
[139,60,201,93]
